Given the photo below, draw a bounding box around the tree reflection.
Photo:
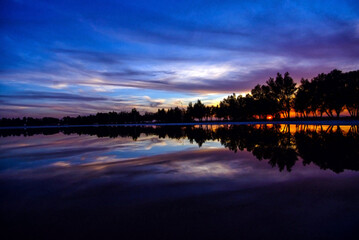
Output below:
[215,125,298,171]
[295,125,359,173]
[1,125,358,173]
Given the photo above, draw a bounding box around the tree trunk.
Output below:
[325,110,333,118]
[347,108,353,117]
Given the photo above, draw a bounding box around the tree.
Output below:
[205,106,212,121]
[294,79,311,117]
[325,70,346,117]
[251,84,279,119]
[344,70,359,117]
[130,108,140,122]
[221,93,240,120]
[266,72,297,118]
[193,100,206,121]
[311,70,345,118]
[186,102,194,121]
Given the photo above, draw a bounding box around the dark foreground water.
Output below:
[1,124,359,240]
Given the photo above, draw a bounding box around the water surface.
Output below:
[1,125,359,239]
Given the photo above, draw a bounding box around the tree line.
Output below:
[1,69,358,126]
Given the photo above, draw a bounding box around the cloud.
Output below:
[1,0,359,117]
[52,49,121,64]
[51,48,206,64]
[143,96,165,108]
[0,91,110,102]
[99,69,175,77]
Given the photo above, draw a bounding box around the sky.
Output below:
[1,0,359,117]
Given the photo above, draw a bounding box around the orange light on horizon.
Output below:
[266,115,273,120]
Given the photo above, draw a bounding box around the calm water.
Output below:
[1,125,359,239]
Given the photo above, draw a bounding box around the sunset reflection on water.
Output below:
[1,124,359,239]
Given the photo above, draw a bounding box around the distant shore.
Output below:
[1,119,359,130]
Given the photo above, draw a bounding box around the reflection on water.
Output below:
[1,125,359,239]
[1,124,358,173]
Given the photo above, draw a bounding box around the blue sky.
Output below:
[1,0,359,117]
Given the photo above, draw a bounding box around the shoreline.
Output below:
[1,119,359,130]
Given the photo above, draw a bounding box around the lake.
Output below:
[1,124,359,239]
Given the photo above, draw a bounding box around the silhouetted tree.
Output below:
[266,72,297,119]
[193,100,206,121]
[130,108,140,123]
[294,78,312,117]
[344,70,359,117]
[325,70,346,117]
[251,84,279,119]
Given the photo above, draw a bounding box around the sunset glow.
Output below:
[1,0,359,117]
